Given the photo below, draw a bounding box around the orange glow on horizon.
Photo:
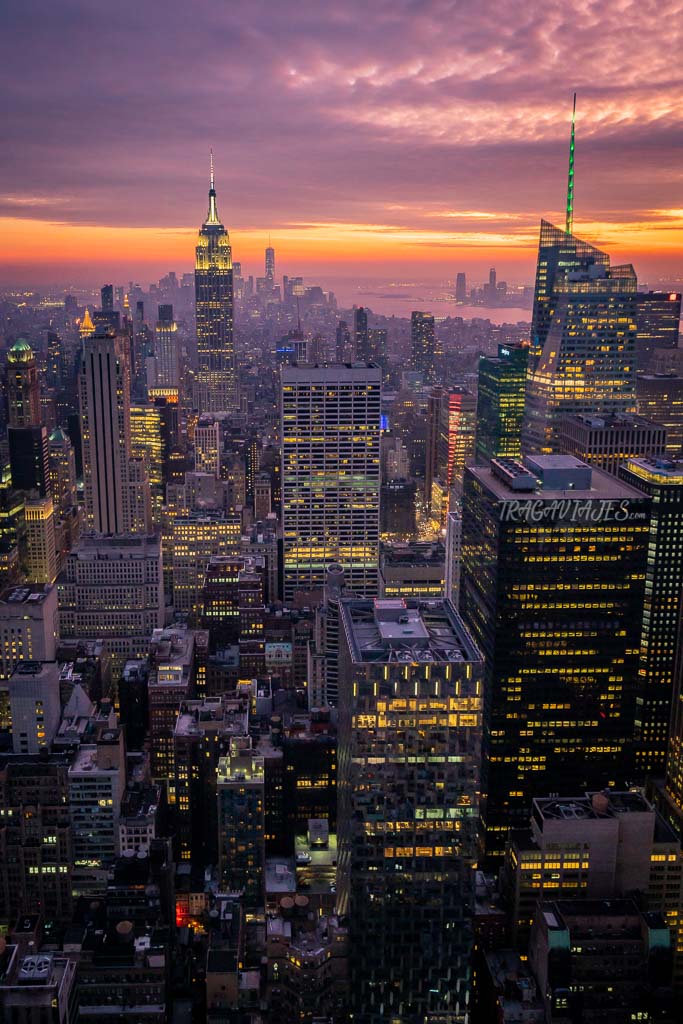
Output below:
[1,212,682,280]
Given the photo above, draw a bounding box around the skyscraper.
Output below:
[410,311,436,382]
[455,271,467,303]
[337,597,482,1021]
[281,364,381,600]
[524,239,638,453]
[194,158,237,413]
[475,342,528,464]
[634,291,681,371]
[353,307,369,362]
[425,386,476,505]
[460,455,650,863]
[637,374,683,457]
[154,303,179,388]
[24,495,58,584]
[265,240,275,283]
[620,457,683,777]
[335,320,351,362]
[79,329,151,534]
[6,339,40,428]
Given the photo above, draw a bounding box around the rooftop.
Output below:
[625,456,683,483]
[533,790,653,827]
[470,457,645,501]
[0,583,54,606]
[341,597,481,666]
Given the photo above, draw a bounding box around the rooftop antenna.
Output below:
[565,92,576,235]
[210,148,215,191]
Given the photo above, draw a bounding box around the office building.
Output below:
[194,415,221,477]
[475,343,528,464]
[637,374,683,457]
[455,271,467,303]
[194,162,237,412]
[410,311,436,382]
[460,455,650,862]
[130,398,178,523]
[529,219,610,365]
[8,660,61,754]
[69,723,126,872]
[379,540,445,598]
[80,330,152,534]
[8,425,50,497]
[57,533,165,664]
[524,256,638,453]
[530,899,673,1020]
[0,583,58,731]
[154,303,179,387]
[0,745,74,920]
[337,597,482,1021]
[635,290,681,371]
[48,427,77,512]
[444,508,462,605]
[559,413,667,477]
[6,339,40,428]
[281,364,381,600]
[148,623,199,788]
[425,385,476,510]
[172,512,240,616]
[23,495,58,584]
[217,738,265,908]
[616,459,683,777]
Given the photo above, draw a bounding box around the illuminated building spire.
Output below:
[206,148,220,225]
[565,92,577,235]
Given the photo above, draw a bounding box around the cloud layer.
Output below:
[1,0,682,282]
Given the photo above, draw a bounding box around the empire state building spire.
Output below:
[206,148,221,225]
[194,151,237,412]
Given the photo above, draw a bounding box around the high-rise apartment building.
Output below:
[337,597,482,1021]
[6,339,40,428]
[410,311,436,382]
[194,163,237,412]
[24,495,58,584]
[559,413,667,477]
[154,303,179,388]
[80,330,151,534]
[281,364,381,600]
[475,342,528,464]
[524,253,638,453]
[460,455,650,862]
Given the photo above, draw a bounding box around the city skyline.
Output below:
[2,0,683,285]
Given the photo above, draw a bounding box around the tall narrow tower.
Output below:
[194,154,237,413]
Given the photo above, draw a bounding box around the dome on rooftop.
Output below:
[8,339,34,363]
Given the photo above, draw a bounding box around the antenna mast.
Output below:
[565,93,576,235]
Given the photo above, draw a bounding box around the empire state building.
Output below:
[194,158,237,412]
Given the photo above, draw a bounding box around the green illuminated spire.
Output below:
[565,92,576,235]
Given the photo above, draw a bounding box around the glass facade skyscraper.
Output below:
[410,311,436,383]
[524,254,638,453]
[476,342,528,465]
[194,166,237,413]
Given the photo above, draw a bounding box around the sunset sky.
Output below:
[2,0,683,288]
